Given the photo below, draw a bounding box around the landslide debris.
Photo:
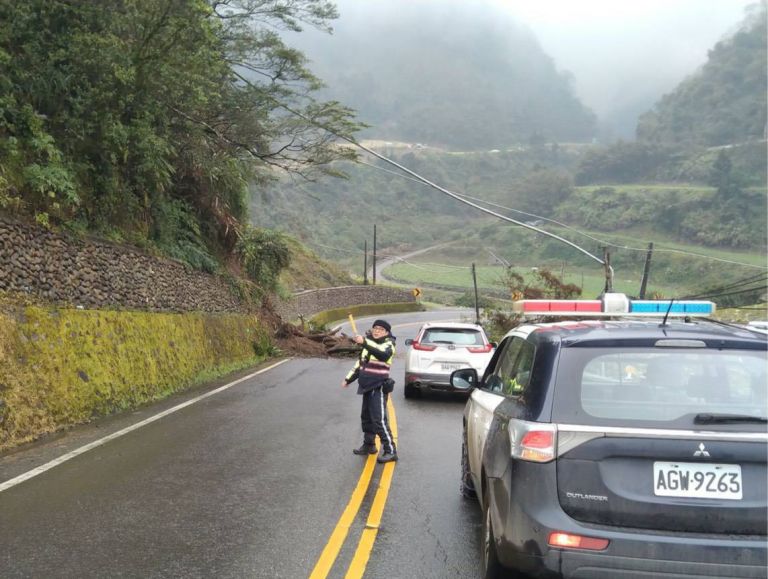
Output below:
[257,306,359,358]
[274,322,360,358]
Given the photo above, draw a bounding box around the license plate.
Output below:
[653,462,742,500]
[441,363,464,372]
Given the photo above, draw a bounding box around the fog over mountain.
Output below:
[287,0,755,142]
[502,0,756,139]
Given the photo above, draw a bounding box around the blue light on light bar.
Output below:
[630,301,715,315]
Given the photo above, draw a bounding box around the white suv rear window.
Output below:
[421,328,484,346]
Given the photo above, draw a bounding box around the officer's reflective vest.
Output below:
[345,336,395,387]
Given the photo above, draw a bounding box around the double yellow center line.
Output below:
[309,398,399,579]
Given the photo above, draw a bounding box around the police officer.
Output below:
[341,319,397,463]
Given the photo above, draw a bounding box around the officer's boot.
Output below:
[377,447,398,463]
[353,443,377,455]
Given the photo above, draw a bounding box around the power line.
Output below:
[305,242,471,274]
[691,284,768,301]
[388,257,471,273]
[359,158,608,242]
[305,240,400,259]
[265,96,765,285]
[350,158,607,267]
[280,130,609,274]
[357,158,767,271]
[683,272,768,299]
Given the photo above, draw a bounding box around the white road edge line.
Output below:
[0,358,291,493]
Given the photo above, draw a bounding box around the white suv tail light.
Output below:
[467,343,493,353]
[411,341,437,351]
[509,420,557,463]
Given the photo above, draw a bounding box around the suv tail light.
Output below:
[509,421,557,463]
[411,341,437,351]
[548,532,609,551]
[467,344,493,353]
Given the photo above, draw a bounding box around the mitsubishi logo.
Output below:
[693,443,710,458]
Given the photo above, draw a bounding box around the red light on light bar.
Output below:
[548,532,609,551]
[520,300,602,312]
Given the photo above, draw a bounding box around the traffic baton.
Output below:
[348,313,358,335]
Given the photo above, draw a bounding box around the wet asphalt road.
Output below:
[0,309,484,578]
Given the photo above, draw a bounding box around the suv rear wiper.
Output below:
[694,413,768,424]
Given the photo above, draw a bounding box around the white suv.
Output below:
[403,322,495,398]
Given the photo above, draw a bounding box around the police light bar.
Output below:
[512,293,716,317]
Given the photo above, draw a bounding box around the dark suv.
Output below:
[451,305,767,579]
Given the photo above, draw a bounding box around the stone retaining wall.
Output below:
[0,218,244,312]
[0,217,415,317]
[273,285,416,321]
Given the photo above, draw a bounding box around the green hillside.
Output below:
[280,237,355,292]
[637,4,767,148]
[571,4,766,197]
[250,146,583,257]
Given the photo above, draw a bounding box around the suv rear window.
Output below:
[421,328,484,346]
[552,348,767,426]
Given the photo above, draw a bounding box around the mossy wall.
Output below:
[0,307,272,450]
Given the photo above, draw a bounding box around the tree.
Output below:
[500,267,581,300]
[0,0,363,274]
[708,150,743,200]
[514,169,573,216]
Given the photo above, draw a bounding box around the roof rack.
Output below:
[512,293,715,318]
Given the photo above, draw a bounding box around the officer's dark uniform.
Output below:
[343,319,397,463]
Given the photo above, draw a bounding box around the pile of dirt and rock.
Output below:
[274,322,360,358]
[258,305,360,358]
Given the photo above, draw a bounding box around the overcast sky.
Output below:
[494,0,755,124]
[314,0,756,138]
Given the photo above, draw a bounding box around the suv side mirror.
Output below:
[405,338,413,346]
[451,368,478,391]
[490,342,498,349]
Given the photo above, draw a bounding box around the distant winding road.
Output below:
[369,242,453,286]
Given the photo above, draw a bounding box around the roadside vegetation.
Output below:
[0,0,362,297]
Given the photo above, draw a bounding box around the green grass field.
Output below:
[379,210,766,303]
[553,225,766,268]
[384,262,671,298]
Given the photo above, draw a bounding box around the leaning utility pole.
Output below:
[472,263,480,324]
[372,224,377,286]
[603,247,613,293]
[639,242,654,299]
